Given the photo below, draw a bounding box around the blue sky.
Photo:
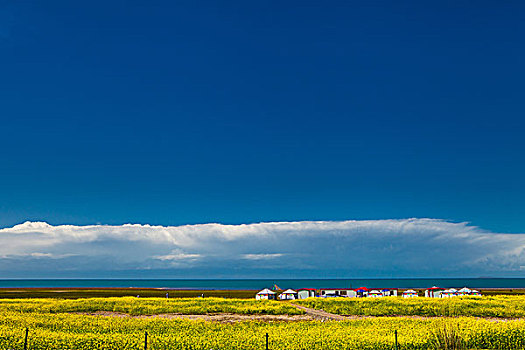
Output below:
[1,1,524,237]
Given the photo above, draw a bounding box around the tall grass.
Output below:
[430,324,467,350]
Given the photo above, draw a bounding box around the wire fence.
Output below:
[5,328,403,350]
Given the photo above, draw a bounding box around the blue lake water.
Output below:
[0,278,524,289]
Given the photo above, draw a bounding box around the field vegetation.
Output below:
[1,310,525,349]
[2,297,525,349]
[295,295,525,318]
[0,297,302,316]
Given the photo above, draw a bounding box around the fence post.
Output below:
[265,332,269,350]
[394,329,398,350]
[23,327,29,350]
[144,331,148,350]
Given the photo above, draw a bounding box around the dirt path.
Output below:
[76,311,313,323]
[288,305,523,322]
[75,309,523,323]
[290,304,346,321]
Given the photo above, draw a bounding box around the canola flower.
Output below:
[295,295,525,318]
[0,297,303,316]
[1,312,525,349]
[1,297,525,349]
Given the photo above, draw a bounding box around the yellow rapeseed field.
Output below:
[295,295,525,318]
[1,297,524,349]
[0,297,303,316]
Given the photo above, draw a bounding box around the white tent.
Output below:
[458,287,471,295]
[256,288,276,300]
[402,289,418,298]
[471,290,482,296]
[297,289,316,299]
[441,289,451,298]
[369,290,383,298]
[381,289,398,297]
[279,289,298,300]
[425,287,445,298]
[440,289,458,298]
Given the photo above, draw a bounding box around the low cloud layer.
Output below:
[0,219,524,278]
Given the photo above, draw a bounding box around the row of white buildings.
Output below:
[255,286,482,300]
[424,287,482,298]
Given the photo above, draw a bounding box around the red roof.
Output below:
[355,287,369,291]
[297,288,316,291]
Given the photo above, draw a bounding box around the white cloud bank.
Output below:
[0,219,524,278]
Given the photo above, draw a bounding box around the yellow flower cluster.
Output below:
[296,295,525,318]
[0,297,303,316]
[1,313,524,349]
[1,297,524,349]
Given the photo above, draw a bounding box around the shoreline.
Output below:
[0,287,524,299]
[0,287,257,299]
[2,287,525,290]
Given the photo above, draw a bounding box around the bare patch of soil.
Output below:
[75,311,313,323]
[74,307,524,323]
[290,304,523,322]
